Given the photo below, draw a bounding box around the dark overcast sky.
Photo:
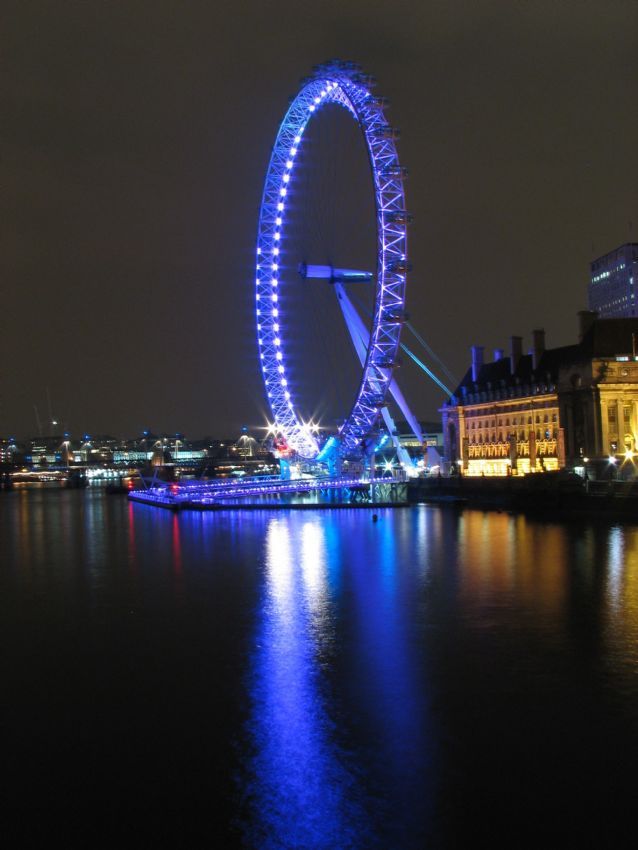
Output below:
[3,0,637,438]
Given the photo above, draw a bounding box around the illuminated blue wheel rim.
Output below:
[255,60,409,459]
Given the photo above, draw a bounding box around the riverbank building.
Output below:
[441,313,638,478]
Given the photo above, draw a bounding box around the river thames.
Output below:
[2,488,637,848]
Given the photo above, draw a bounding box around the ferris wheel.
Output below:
[255,60,410,461]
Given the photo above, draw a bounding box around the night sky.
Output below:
[4,1,637,439]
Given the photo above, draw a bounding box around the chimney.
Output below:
[578,310,597,342]
[493,348,504,362]
[531,329,545,371]
[509,336,522,375]
[471,345,484,382]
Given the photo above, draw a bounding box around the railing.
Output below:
[132,471,408,507]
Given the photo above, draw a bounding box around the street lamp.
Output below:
[608,454,618,480]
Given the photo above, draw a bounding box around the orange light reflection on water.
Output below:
[456,511,570,623]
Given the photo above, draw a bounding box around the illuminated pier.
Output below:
[129,474,408,510]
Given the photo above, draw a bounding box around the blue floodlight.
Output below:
[374,433,390,453]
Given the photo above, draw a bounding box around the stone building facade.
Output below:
[441,314,638,477]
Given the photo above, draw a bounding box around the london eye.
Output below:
[255,60,411,465]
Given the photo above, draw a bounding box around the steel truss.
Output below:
[255,60,409,459]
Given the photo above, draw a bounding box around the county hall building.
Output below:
[441,313,638,478]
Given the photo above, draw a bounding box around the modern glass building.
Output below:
[589,243,638,317]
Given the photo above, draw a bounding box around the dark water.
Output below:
[2,490,637,848]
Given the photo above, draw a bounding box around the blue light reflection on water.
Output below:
[240,511,436,849]
[242,517,369,849]
[335,510,435,842]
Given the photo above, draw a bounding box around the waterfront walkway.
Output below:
[129,474,409,510]
[411,472,638,517]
